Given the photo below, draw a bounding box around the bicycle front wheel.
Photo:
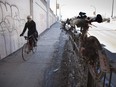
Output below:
[87,36,106,80]
[22,43,32,61]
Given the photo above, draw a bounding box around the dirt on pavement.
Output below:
[43,31,88,87]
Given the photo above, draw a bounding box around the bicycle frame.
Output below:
[24,34,36,50]
[63,13,110,81]
[22,34,37,61]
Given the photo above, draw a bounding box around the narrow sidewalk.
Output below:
[0,22,68,87]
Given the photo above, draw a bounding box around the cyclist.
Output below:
[20,15,38,47]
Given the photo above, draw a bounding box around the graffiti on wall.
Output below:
[0,1,25,58]
[40,13,45,28]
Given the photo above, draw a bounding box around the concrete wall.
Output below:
[0,0,56,59]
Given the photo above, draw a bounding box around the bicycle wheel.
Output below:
[22,43,32,61]
[86,36,105,80]
[88,63,105,81]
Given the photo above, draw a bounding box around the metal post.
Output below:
[103,73,106,87]
[56,0,57,16]
[111,0,114,18]
[47,0,50,28]
[30,0,33,17]
[59,4,61,20]
[108,69,112,87]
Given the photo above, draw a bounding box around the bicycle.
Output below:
[64,12,110,81]
[22,34,37,61]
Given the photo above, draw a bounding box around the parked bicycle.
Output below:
[63,12,110,81]
[22,34,37,61]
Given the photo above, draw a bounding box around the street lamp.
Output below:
[59,4,65,20]
[91,5,96,15]
[56,0,59,16]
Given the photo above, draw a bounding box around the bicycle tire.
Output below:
[87,36,105,80]
[22,43,32,61]
[88,64,105,80]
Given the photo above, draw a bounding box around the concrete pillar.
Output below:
[47,0,50,28]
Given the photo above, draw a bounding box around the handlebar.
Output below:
[24,35,33,40]
[69,14,103,28]
[77,12,103,23]
[90,14,103,23]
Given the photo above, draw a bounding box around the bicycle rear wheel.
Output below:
[22,43,32,61]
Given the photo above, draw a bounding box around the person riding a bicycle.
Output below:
[20,15,38,48]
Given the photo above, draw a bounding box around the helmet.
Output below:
[27,15,32,19]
